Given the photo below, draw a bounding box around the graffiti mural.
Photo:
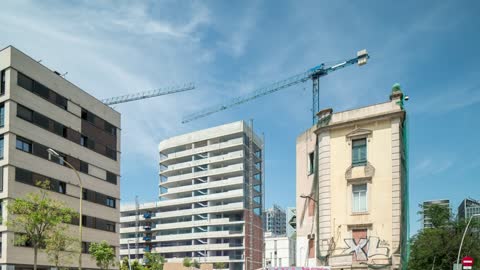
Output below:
[342,237,390,260]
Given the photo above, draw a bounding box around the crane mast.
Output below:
[182,50,369,124]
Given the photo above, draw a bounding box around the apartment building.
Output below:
[264,204,286,236]
[264,232,295,268]
[458,198,480,220]
[120,121,263,270]
[286,207,296,238]
[296,85,408,269]
[422,199,450,228]
[0,46,121,269]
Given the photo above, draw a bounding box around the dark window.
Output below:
[0,136,3,159]
[15,167,33,185]
[55,94,68,109]
[81,109,95,123]
[0,103,4,127]
[106,197,115,208]
[53,122,65,137]
[83,189,88,200]
[105,147,116,160]
[17,72,34,91]
[106,222,115,232]
[104,121,116,136]
[17,105,33,122]
[0,69,5,95]
[80,135,87,147]
[32,142,48,159]
[32,82,49,99]
[16,137,32,153]
[106,171,117,184]
[82,242,90,254]
[308,152,314,174]
[58,181,66,194]
[352,138,367,166]
[0,166,3,192]
[80,161,89,174]
[32,111,50,129]
[49,151,66,166]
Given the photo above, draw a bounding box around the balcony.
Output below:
[157,230,244,242]
[160,138,244,164]
[155,217,244,230]
[156,189,243,208]
[161,150,244,176]
[164,176,243,196]
[158,202,244,219]
[162,164,244,186]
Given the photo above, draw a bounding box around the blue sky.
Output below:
[1,0,479,235]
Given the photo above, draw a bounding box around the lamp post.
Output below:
[127,239,134,270]
[47,148,83,270]
[456,213,480,269]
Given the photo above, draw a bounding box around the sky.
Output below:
[1,0,479,235]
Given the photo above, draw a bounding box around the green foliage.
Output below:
[418,203,450,228]
[7,180,77,270]
[144,252,165,270]
[408,213,480,270]
[120,257,130,270]
[191,260,200,269]
[213,262,227,269]
[45,224,77,268]
[131,260,145,270]
[183,257,192,267]
[89,241,116,270]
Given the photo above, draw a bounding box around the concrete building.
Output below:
[120,121,264,270]
[457,198,480,220]
[264,232,295,268]
[295,86,408,269]
[0,46,121,269]
[264,204,286,236]
[286,207,297,238]
[422,199,450,228]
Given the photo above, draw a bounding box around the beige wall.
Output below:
[296,98,405,269]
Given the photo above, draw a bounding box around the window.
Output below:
[80,135,87,147]
[16,137,32,153]
[106,197,115,208]
[105,146,116,160]
[0,166,3,192]
[81,109,95,123]
[308,152,315,174]
[17,104,33,122]
[53,122,66,137]
[80,161,89,174]
[49,151,66,166]
[0,103,4,127]
[58,182,66,194]
[81,135,95,149]
[352,184,367,213]
[104,121,116,136]
[352,138,367,166]
[17,72,34,91]
[32,82,49,99]
[0,69,5,95]
[106,171,116,184]
[0,136,3,159]
[106,223,115,232]
[33,112,50,129]
[55,94,68,109]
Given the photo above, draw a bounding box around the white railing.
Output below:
[162,150,244,174]
[165,164,244,184]
[161,138,244,162]
[165,176,243,195]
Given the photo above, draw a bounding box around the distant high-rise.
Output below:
[458,198,480,220]
[264,204,286,236]
[422,199,450,228]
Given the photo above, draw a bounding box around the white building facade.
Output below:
[120,121,264,270]
[264,232,295,268]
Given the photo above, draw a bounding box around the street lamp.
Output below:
[127,239,134,270]
[456,213,480,269]
[47,148,83,270]
[300,194,317,202]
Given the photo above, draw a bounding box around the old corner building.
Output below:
[0,46,121,269]
[296,86,409,270]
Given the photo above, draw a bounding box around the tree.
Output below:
[183,257,192,268]
[408,207,480,270]
[120,257,130,270]
[7,180,77,270]
[418,203,451,228]
[45,224,77,269]
[131,260,145,270]
[191,260,200,269]
[89,241,116,270]
[213,262,226,269]
[144,252,165,270]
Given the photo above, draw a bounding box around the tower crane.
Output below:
[182,50,369,124]
[101,83,195,105]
